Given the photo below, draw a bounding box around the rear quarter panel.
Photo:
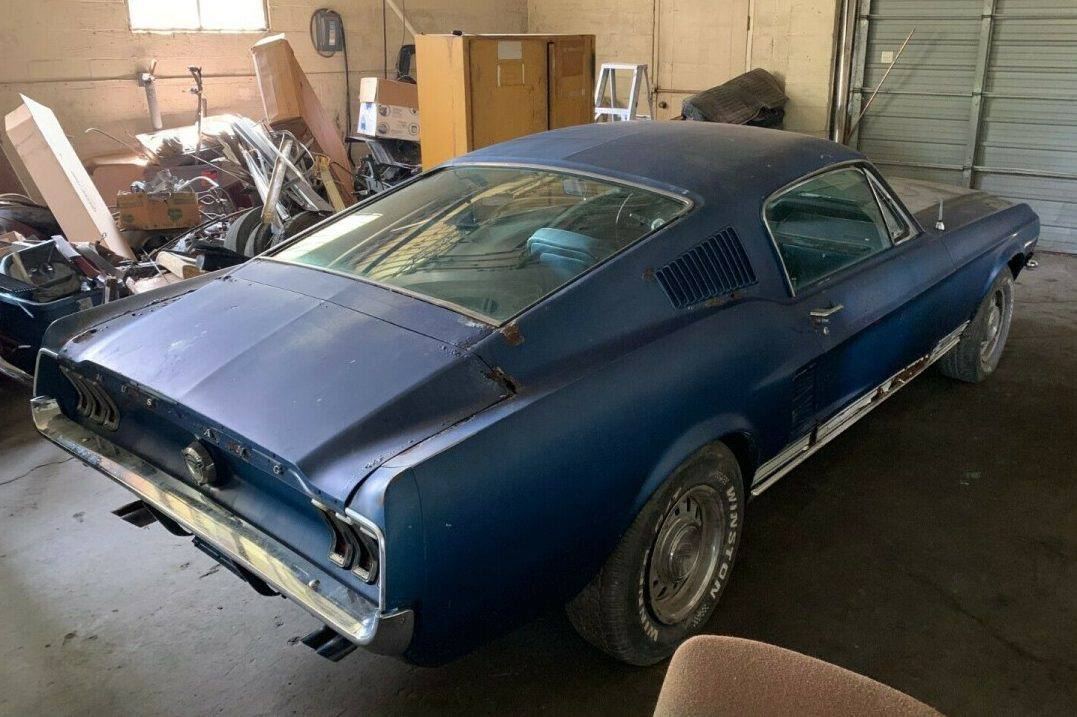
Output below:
[372,206,821,662]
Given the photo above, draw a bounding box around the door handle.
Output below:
[809,304,844,335]
[810,304,844,320]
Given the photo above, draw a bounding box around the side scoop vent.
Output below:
[655,227,757,309]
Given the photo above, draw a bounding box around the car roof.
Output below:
[451,121,864,203]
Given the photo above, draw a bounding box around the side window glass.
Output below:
[765,168,894,292]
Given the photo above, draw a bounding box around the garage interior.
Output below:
[1,1,1075,715]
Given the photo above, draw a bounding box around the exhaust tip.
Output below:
[300,625,358,661]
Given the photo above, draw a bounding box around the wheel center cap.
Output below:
[665,525,701,583]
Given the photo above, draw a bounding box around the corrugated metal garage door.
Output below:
[848,0,1077,253]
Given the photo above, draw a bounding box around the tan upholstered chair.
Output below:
[654,636,941,717]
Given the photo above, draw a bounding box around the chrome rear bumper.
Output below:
[31,396,413,655]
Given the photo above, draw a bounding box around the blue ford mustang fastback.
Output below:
[31,122,1038,665]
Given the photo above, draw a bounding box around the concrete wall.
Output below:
[529,0,655,72]
[0,0,527,166]
[528,0,839,136]
[749,0,838,137]
[0,0,836,194]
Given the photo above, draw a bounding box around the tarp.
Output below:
[681,69,788,127]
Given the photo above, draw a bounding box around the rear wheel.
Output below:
[939,271,1014,383]
[566,443,744,665]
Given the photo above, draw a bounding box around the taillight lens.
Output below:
[313,501,379,584]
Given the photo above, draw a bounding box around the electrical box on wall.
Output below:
[311,9,345,53]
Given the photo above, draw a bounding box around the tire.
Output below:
[271,210,331,248]
[223,207,261,256]
[938,270,1015,383]
[566,442,745,666]
[245,222,275,257]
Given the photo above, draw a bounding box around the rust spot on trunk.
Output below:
[486,367,519,395]
[500,323,524,346]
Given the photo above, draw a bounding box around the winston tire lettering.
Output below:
[710,483,739,600]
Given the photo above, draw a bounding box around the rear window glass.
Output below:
[273,165,689,322]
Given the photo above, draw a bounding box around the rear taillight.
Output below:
[313,501,379,584]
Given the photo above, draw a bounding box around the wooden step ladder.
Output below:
[593,63,655,121]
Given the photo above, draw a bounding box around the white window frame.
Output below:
[127,0,269,33]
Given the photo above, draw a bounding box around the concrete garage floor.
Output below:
[1,255,1075,717]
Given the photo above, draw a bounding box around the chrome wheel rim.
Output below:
[980,288,1006,361]
[647,485,724,625]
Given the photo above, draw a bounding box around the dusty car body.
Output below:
[31,122,1038,665]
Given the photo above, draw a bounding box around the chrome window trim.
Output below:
[863,168,922,245]
[761,160,916,297]
[265,162,696,327]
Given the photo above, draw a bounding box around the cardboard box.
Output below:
[116,191,200,231]
[250,35,354,205]
[1,131,43,202]
[85,152,148,207]
[3,95,135,259]
[251,35,304,124]
[357,78,420,140]
[0,230,28,259]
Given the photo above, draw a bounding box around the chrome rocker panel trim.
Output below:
[751,321,970,496]
[31,396,413,656]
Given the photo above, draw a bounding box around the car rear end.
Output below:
[31,348,413,659]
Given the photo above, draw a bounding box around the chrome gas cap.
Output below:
[182,440,219,487]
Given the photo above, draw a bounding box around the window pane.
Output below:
[129,0,199,30]
[198,0,268,30]
[275,166,689,322]
[765,168,892,291]
[870,176,910,241]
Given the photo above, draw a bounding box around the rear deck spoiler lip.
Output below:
[30,394,413,656]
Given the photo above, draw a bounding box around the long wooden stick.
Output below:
[844,28,915,143]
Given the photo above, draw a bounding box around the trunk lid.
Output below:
[56,261,506,502]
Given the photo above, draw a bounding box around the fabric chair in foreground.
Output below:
[654,636,941,717]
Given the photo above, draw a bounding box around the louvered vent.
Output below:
[60,366,120,431]
[790,363,816,438]
[655,228,757,309]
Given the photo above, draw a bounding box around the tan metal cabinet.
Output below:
[415,34,595,168]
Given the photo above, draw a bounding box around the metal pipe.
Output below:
[844,27,915,143]
[845,0,872,147]
[138,75,163,131]
[261,138,293,228]
[384,0,417,38]
[830,0,857,142]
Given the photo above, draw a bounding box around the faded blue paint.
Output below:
[33,123,1038,664]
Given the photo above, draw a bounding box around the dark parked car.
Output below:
[31,122,1038,665]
